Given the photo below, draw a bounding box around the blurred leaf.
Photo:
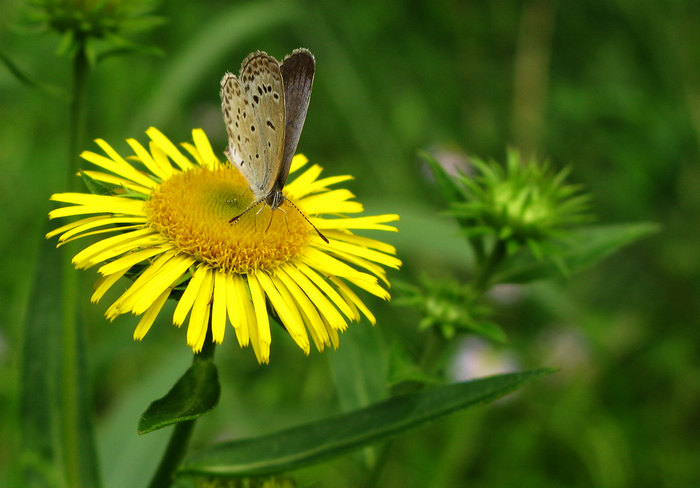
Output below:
[328,324,388,412]
[464,320,508,343]
[495,222,660,283]
[0,51,63,96]
[138,359,220,434]
[386,343,441,388]
[327,323,388,466]
[419,150,465,205]
[79,170,116,196]
[179,369,554,478]
[395,277,507,343]
[19,231,63,487]
[20,225,101,487]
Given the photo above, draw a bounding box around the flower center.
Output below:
[145,167,311,273]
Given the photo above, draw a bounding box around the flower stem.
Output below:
[474,239,507,294]
[146,420,197,488]
[68,40,89,189]
[146,336,216,488]
[61,38,100,488]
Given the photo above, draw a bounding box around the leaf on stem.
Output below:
[138,359,220,434]
[178,368,554,478]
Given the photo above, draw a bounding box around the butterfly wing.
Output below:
[239,51,285,198]
[220,72,267,200]
[276,48,315,191]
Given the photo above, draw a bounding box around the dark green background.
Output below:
[1,1,698,487]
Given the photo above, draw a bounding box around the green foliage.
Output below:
[395,276,506,343]
[138,358,220,434]
[180,369,553,479]
[28,0,165,62]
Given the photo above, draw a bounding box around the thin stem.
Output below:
[61,39,98,488]
[146,334,216,488]
[146,420,197,488]
[68,39,89,190]
[474,239,507,294]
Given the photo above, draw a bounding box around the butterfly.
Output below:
[220,48,328,243]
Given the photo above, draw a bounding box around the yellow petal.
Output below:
[180,142,203,167]
[98,245,171,276]
[47,216,106,239]
[289,154,309,173]
[192,128,221,169]
[49,216,146,242]
[256,271,310,354]
[81,170,152,195]
[92,267,129,303]
[71,228,157,268]
[211,271,227,344]
[49,193,145,217]
[134,288,170,340]
[299,190,363,215]
[331,277,376,324]
[82,143,157,189]
[315,215,399,233]
[295,263,358,322]
[279,264,347,332]
[247,272,271,347]
[173,264,209,326]
[126,138,170,180]
[274,268,329,347]
[187,267,213,352]
[228,274,251,347]
[147,127,194,172]
[149,141,175,179]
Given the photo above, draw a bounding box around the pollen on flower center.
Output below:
[145,167,311,273]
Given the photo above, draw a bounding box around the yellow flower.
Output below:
[47,128,400,363]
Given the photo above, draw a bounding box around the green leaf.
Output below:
[138,359,220,434]
[495,222,660,284]
[418,150,465,205]
[0,51,63,97]
[328,324,388,412]
[179,369,554,478]
[19,229,64,487]
[386,343,442,387]
[466,320,508,344]
[79,170,114,196]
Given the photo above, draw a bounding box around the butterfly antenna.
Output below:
[229,200,264,224]
[283,197,329,244]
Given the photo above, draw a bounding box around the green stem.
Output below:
[474,239,507,294]
[68,40,89,189]
[61,39,98,488]
[365,327,445,487]
[147,337,216,488]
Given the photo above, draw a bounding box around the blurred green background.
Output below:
[1,0,698,487]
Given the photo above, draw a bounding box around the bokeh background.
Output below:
[1,1,698,487]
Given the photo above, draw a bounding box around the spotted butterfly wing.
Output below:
[220,51,285,202]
